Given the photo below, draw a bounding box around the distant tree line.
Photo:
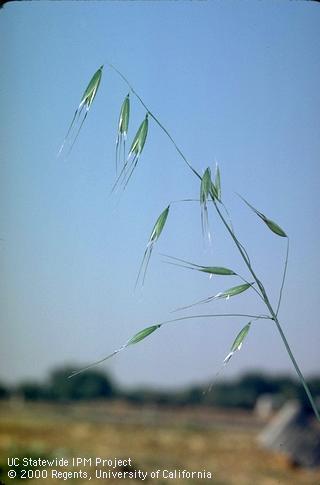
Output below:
[2,367,114,402]
[0,367,319,411]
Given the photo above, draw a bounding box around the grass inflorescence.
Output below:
[64,62,319,422]
[58,65,103,157]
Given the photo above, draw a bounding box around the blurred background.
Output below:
[1,1,319,484]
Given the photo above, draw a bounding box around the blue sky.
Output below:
[1,1,319,389]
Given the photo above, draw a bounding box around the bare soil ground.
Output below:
[0,400,319,485]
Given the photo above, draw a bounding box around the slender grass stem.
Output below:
[106,62,201,180]
[276,238,289,316]
[159,313,271,327]
[237,274,265,303]
[107,62,319,421]
[220,200,235,233]
[213,199,320,421]
[213,199,267,298]
[272,313,320,421]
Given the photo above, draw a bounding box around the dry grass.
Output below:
[0,400,319,485]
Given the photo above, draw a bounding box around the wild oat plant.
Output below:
[62,64,319,422]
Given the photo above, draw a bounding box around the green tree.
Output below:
[49,367,115,401]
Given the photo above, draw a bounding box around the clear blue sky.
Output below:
[1,1,319,389]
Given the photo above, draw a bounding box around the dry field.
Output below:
[0,400,319,485]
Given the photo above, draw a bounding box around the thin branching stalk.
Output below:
[212,199,320,421]
[237,274,265,303]
[106,62,201,180]
[159,313,271,327]
[276,238,289,316]
[69,313,269,378]
[113,67,319,421]
[70,62,319,420]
